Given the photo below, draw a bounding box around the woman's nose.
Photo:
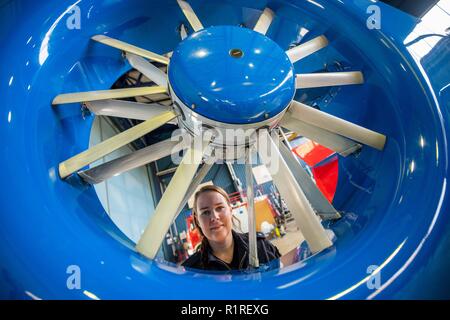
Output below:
[211,209,220,220]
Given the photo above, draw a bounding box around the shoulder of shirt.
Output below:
[181,250,203,269]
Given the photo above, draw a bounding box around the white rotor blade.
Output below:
[52,86,167,105]
[280,115,361,156]
[177,0,203,32]
[136,140,210,259]
[126,53,168,88]
[296,71,364,89]
[245,148,259,268]
[78,136,185,184]
[180,23,188,40]
[84,100,171,121]
[59,111,176,179]
[286,35,328,63]
[253,7,275,35]
[175,159,215,217]
[289,101,386,150]
[92,35,169,65]
[257,130,332,253]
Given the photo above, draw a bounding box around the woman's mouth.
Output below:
[210,225,224,231]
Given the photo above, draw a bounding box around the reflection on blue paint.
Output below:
[0,0,449,299]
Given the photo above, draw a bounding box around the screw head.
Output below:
[229,48,244,58]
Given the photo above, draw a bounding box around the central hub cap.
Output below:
[168,25,295,125]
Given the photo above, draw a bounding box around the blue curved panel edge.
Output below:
[0,0,449,299]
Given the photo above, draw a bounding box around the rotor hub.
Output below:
[168,25,295,159]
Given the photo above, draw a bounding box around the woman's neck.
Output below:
[209,232,234,264]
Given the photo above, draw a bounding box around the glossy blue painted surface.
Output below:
[168,25,295,124]
[0,0,449,299]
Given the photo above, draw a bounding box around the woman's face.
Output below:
[196,191,233,244]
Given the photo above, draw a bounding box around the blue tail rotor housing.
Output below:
[0,0,449,299]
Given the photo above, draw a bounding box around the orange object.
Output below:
[254,197,277,232]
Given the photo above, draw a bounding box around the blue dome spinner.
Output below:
[168,25,295,124]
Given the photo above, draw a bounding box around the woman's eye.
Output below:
[201,211,210,216]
